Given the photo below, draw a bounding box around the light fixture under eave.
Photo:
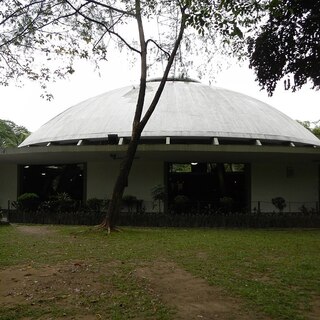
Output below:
[191,162,198,166]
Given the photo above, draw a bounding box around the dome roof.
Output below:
[20,79,320,147]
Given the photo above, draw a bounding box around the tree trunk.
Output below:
[100,127,141,232]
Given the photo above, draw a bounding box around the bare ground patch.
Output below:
[0,258,271,320]
[136,260,269,320]
[0,261,117,319]
[308,296,320,320]
[15,224,56,236]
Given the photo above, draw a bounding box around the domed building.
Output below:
[1,79,319,213]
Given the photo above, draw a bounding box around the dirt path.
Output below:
[136,260,269,320]
[15,224,56,236]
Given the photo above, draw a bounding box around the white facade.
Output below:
[0,152,319,213]
[251,161,319,212]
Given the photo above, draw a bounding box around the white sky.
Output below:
[0,55,319,132]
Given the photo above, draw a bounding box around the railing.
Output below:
[6,199,320,228]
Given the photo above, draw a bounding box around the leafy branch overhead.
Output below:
[248,0,320,95]
[0,0,265,96]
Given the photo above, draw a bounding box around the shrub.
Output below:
[151,185,166,213]
[86,198,108,212]
[272,197,286,212]
[173,195,189,213]
[49,193,77,212]
[219,196,234,212]
[15,193,40,211]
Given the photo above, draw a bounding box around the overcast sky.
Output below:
[0,55,319,132]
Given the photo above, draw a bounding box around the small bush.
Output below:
[272,197,286,212]
[173,195,189,213]
[86,198,108,212]
[49,193,77,212]
[15,193,40,211]
[151,185,166,213]
[220,196,234,212]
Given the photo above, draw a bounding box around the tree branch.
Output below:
[146,39,170,58]
[0,1,90,49]
[139,9,187,130]
[65,0,141,54]
[132,0,147,127]
[0,0,45,26]
[87,0,136,17]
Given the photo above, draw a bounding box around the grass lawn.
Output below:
[0,224,319,320]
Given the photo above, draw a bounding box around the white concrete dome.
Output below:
[20,79,320,147]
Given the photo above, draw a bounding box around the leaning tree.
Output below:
[1,0,265,231]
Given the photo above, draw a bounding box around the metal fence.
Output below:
[4,205,320,229]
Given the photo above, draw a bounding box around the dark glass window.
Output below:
[167,162,249,212]
[20,164,85,201]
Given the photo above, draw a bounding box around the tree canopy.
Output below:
[248,0,320,95]
[0,1,262,94]
[0,119,30,149]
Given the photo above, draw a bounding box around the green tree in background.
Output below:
[0,119,30,149]
[297,120,320,139]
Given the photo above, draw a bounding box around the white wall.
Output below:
[0,164,17,209]
[251,162,319,212]
[86,160,164,211]
[86,161,120,200]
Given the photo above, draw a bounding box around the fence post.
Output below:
[257,201,261,214]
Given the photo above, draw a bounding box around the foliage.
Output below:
[0,119,30,148]
[0,1,265,94]
[151,185,166,202]
[297,120,320,139]
[219,196,234,212]
[37,192,78,212]
[14,192,40,211]
[248,0,320,95]
[86,198,108,212]
[151,184,166,213]
[173,194,189,213]
[49,192,78,212]
[272,196,286,212]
